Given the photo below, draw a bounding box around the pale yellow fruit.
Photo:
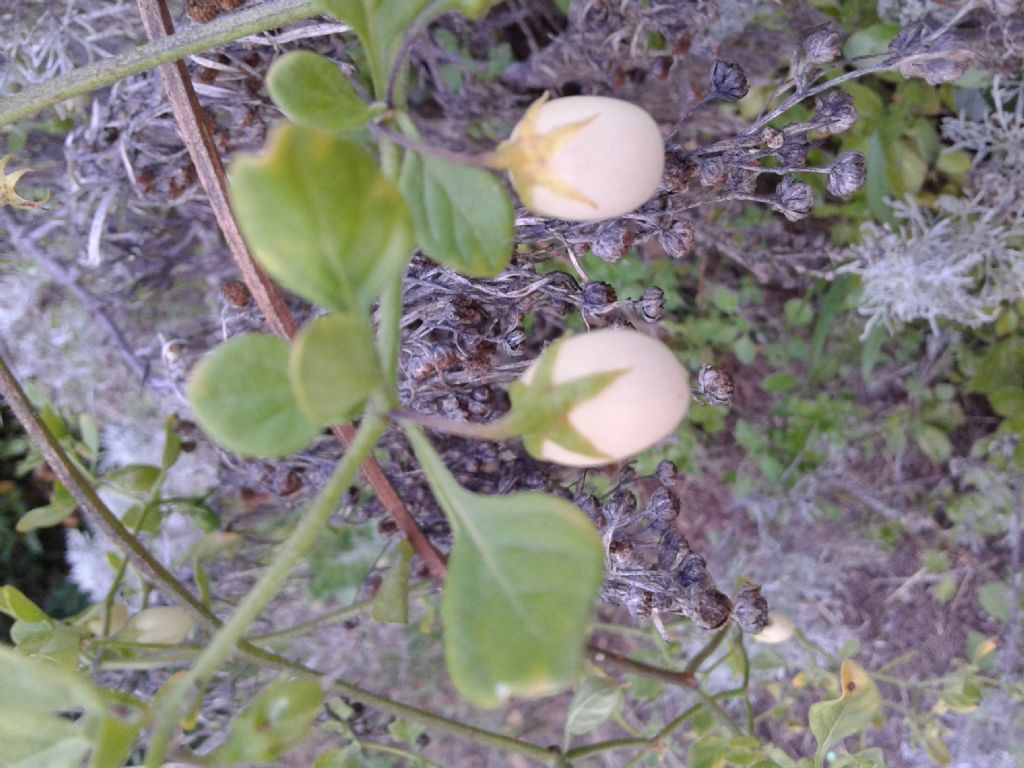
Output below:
[498,95,664,221]
[522,328,689,466]
[86,603,128,637]
[126,606,195,645]
[752,612,795,644]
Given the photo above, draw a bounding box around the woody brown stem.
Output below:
[135,0,447,580]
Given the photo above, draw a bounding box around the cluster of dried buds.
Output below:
[576,460,767,634]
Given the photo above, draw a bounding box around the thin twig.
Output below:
[587,642,697,688]
[135,0,447,580]
[0,0,320,129]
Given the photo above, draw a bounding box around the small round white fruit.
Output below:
[126,606,196,645]
[494,95,665,222]
[752,613,795,644]
[521,328,690,466]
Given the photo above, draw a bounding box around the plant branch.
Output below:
[587,643,697,689]
[136,0,447,580]
[145,413,390,767]
[0,0,320,130]
[0,350,215,628]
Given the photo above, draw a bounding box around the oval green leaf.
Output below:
[371,540,414,625]
[289,312,382,425]
[267,51,374,134]
[406,427,604,708]
[809,660,882,767]
[186,334,322,458]
[229,124,413,312]
[565,676,622,737]
[207,678,324,764]
[399,151,514,278]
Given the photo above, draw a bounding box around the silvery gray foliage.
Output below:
[835,79,1024,335]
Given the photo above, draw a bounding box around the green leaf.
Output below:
[860,322,886,382]
[915,424,952,464]
[371,540,414,624]
[711,286,739,313]
[0,585,50,623]
[229,123,413,313]
[398,151,514,278]
[977,581,1011,623]
[187,334,322,458]
[16,493,77,533]
[564,677,622,737]
[762,372,797,393]
[865,132,895,226]
[318,0,432,97]
[268,51,374,134]
[0,708,90,767]
[88,715,141,768]
[79,414,100,459]
[103,464,161,493]
[162,416,182,470]
[810,274,856,381]
[446,0,501,18]
[784,298,813,326]
[733,334,757,365]
[206,678,325,764]
[808,660,883,767]
[406,427,604,708]
[0,644,106,714]
[289,312,382,425]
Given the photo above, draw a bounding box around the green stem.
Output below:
[564,737,652,762]
[0,351,214,628]
[145,413,389,768]
[250,582,433,644]
[683,625,730,675]
[0,0,319,129]
[361,741,445,768]
[394,408,514,441]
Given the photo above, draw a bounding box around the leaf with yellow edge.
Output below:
[808,660,883,767]
[1,155,50,210]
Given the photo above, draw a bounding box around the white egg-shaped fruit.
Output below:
[752,613,795,644]
[510,96,664,221]
[127,606,196,645]
[522,329,689,467]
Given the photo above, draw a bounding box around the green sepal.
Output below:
[504,339,627,462]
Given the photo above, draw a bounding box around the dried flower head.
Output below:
[814,91,858,136]
[657,219,694,258]
[709,60,748,101]
[827,151,867,198]
[776,176,814,221]
[696,364,735,407]
[803,26,842,65]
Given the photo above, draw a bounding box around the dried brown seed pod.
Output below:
[655,459,678,487]
[637,286,666,323]
[646,487,680,523]
[732,583,770,634]
[827,151,867,198]
[760,127,784,150]
[221,279,251,308]
[709,60,748,101]
[803,27,842,65]
[814,91,858,136]
[657,219,695,259]
[697,364,735,407]
[581,281,618,315]
[651,55,674,80]
[776,176,814,221]
[698,156,727,188]
[591,221,634,263]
